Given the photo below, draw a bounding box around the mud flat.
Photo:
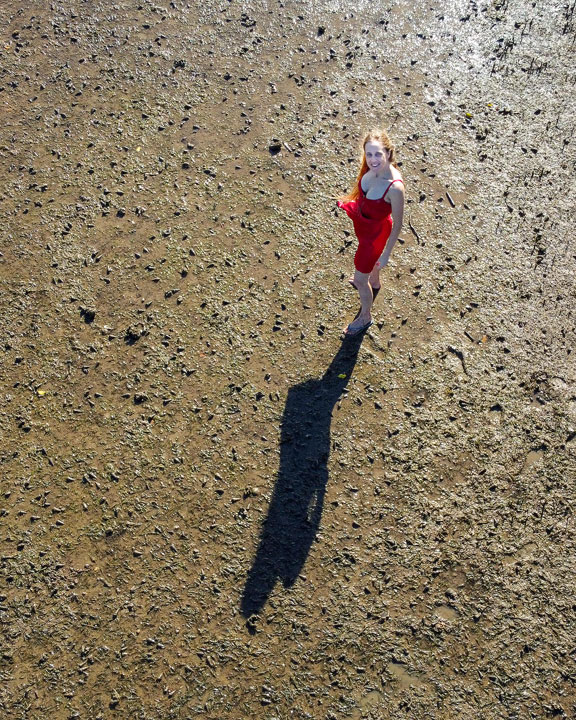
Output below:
[1,0,574,718]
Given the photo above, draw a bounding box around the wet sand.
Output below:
[1,0,575,718]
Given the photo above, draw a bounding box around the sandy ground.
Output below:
[1,0,575,718]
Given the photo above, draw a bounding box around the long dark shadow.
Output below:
[241,333,365,623]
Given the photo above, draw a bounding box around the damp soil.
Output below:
[1,0,575,718]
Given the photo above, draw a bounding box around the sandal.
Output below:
[345,319,373,336]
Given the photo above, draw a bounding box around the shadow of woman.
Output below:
[241,332,365,623]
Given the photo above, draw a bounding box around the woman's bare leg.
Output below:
[368,266,381,291]
[350,266,380,296]
[347,270,372,330]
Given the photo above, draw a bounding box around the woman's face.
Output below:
[364,140,389,173]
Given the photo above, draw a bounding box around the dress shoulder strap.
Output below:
[382,178,404,200]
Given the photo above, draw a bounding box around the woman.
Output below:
[337,129,404,335]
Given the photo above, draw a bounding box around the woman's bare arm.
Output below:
[376,182,405,267]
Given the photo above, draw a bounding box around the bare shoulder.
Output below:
[388,177,405,215]
[389,176,405,197]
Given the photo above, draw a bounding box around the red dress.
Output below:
[337,178,402,273]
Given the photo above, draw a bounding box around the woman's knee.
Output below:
[353,270,370,286]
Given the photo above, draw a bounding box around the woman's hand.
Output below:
[375,254,389,269]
